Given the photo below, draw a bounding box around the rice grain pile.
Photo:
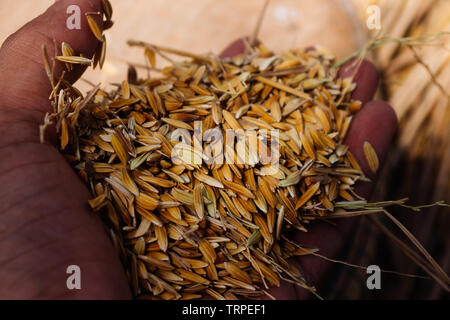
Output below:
[41,1,379,300]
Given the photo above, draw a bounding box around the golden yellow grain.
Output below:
[198,239,216,265]
[295,182,320,209]
[363,141,379,173]
[55,56,92,65]
[102,0,113,21]
[136,193,159,210]
[255,76,311,100]
[86,14,103,41]
[177,268,210,285]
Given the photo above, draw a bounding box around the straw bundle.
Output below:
[354,0,450,197]
[340,0,450,298]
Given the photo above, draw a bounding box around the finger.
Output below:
[220,37,260,59]
[345,100,397,197]
[220,38,247,59]
[0,0,103,122]
[338,58,379,105]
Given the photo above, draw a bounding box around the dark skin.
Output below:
[0,0,396,299]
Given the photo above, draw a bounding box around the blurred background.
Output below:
[0,0,448,299]
[0,0,364,86]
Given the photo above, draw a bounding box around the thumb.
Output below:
[0,0,103,123]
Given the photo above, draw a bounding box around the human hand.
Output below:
[0,0,396,300]
[0,0,131,299]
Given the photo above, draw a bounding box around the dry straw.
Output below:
[346,0,450,296]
